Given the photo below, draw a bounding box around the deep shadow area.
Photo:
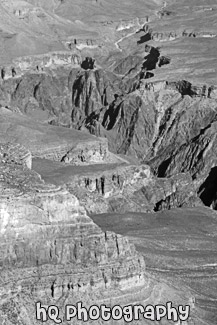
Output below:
[142,47,160,71]
[81,57,95,70]
[102,100,122,130]
[175,80,197,97]
[157,156,172,177]
[199,167,217,208]
[137,32,152,44]
[145,71,154,79]
[158,56,171,67]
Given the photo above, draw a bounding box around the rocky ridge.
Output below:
[0,43,211,213]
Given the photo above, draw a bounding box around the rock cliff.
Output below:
[0,51,213,211]
[0,52,82,80]
[65,66,217,210]
[33,158,202,214]
[0,142,145,325]
[0,107,118,165]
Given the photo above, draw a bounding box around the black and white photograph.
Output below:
[0,0,216,324]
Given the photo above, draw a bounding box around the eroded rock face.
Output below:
[0,52,82,81]
[0,68,78,126]
[68,71,217,209]
[0,143,145,324]
[0,107,119,166]
[71,69,121,129]
[0,142,32,169]
[33,159,202,215]
[0,46,214,211]
[0,62,208,212]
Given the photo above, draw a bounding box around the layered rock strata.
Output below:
[0,143,145,324]
[0,53,215,210]
[0,107,120,166]
[33,159,201,214]
[0,52,82,80]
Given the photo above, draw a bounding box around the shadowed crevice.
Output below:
[199,167,217,208]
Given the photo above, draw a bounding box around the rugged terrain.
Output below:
[93,207,217,325]
[0,0,217,324]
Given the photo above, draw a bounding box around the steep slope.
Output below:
[0,143,200,325]
[0,142,146,325]
[0,106,117,165]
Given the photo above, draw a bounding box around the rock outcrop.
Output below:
[116,17,147,32]
[0,47,215,212]
[0,107,118,166]
[33,159,201,214]
[65,64,217,210]
[0,52,82,80]
[0,142,32,169]
[0,142,145,324]
[0,57,214,210]
[144,27,217,42]
[71,69,121,129]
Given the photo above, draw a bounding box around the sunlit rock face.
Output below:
[0,142,32,169]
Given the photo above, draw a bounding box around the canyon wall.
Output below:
[0,143,145,325]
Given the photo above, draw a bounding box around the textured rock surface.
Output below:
[0,1,217,324]
[0,143,146,324]
[33,158,202,214]
[0,0,157,63]
[0,107,121,166]
[64,64,217,210]
[0,142,32,169]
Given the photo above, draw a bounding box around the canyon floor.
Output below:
[0,0,217,325]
